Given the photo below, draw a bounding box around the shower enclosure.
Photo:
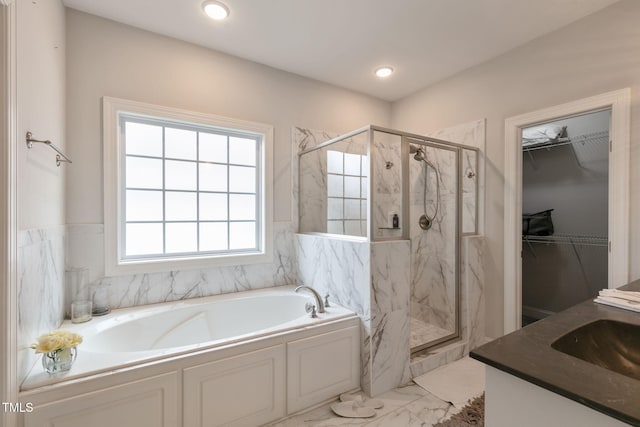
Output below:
[298,125,478,353]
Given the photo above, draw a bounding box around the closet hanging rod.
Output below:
[25,131,72,167]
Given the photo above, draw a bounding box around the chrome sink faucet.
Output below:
[295,285,325,313]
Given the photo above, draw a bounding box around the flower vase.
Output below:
[42,347,77,374]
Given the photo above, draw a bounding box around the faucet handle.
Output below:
[305,302,318,318]
[324,293,330,307]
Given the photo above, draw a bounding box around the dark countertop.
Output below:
[471,280,640,426]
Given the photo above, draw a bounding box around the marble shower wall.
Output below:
[298,147,328,234]
[461,235,486,351]
[409,145,458,335]
[295,233,411,396]
[66,221,297,310]
[292,127,339,233]
[428,119,485,235]
[17,227,66,385]
[296,127,370,237]
[462,149,478,234]
[409,235,487,379]
[409,119,485,350]
[372,131,402,238]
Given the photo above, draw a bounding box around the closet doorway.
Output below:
[521,110,609,325]
[503,89,631,333]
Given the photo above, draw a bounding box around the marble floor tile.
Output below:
[268,384,468,427]
[269,359,484,427]
[362,394,458,427]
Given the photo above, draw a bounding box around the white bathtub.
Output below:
[22,286,360,426]
[82,290,347,353]
[22,286,358,390]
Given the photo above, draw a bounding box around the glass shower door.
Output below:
[407,138,460,353]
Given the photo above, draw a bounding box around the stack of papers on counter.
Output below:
[594,289,640,313]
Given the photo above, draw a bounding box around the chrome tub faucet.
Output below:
[295,285,325,314]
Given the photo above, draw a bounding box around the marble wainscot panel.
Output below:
[66,221,297,310]
[17,226,66,385]
[295,233,412,396]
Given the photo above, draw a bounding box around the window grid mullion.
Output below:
[255,139,260,247]
[342,153,346,234]
[226,135,231,251]
[196,131,201,252]
[162,126,167,255]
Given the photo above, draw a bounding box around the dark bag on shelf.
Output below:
[522,209,554,236]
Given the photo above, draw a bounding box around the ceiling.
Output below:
[62,0,620,102]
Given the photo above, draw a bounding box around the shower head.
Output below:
[413,147,426,162]
[409,144,425,161]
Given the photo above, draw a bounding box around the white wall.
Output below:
[391,0,640,337]
[18,0,66,229]
[16,0,67,385]
[65,9,391,226]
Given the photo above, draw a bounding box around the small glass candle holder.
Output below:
[71,300,92,323]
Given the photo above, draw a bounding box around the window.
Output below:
[326,150,368,237]
[103,98,273,275]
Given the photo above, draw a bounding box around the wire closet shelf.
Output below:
[522,130,609,152]
[522,234,608,248]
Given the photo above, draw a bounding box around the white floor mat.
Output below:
[413,357,485,409]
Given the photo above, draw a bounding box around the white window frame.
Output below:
[103,97,273,276]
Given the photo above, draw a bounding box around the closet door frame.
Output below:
[503,89,630,334]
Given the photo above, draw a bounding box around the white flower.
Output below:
[31,330,83,354]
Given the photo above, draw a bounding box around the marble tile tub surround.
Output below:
[65,221,297,310]
[295,234,411,396]
[17,226,66,385]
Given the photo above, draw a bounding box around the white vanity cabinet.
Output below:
[485,366,631,427]
[21,372,179,427]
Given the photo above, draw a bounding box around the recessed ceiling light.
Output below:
[375,66,394,78]
[202,0,230,20]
